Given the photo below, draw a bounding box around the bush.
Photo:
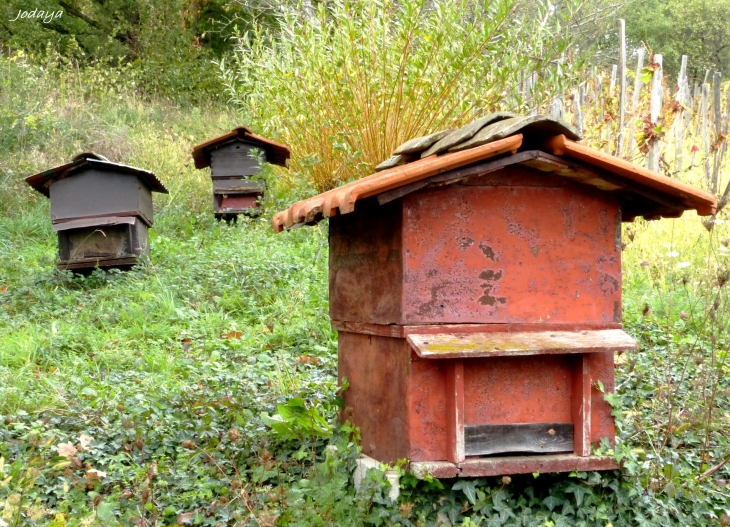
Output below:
[222,0,582,192]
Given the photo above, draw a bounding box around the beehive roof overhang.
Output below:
[25,153,168,197]
[192,126,291,169]
[272,114,717,233]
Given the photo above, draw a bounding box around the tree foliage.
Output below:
[0,0,245,101]
[0,0,239,58]
[615,0,730,80]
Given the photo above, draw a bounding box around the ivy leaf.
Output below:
[565,482,592,507]
[438,494,464,524]
[542,495,564,511]
[96,502,116,524]
[453,479,478,504]
[261,397,333,439]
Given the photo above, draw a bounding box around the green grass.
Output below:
[3,51,730,526]
[0,214,333,412]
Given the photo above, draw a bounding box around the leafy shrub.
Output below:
[222,0,581,191]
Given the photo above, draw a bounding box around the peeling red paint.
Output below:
[401,168,622,324]
[329,163,630,477]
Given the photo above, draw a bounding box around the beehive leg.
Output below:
[571,355,592,456]
[446,360,465,463]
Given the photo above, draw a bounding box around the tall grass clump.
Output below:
[222,0,582,192]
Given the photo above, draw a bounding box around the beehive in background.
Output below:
[26,153,168,271]
[192,126,290,220]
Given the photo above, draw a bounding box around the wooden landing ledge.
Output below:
[331,321,625,338]
[410,454,620,479]
[407,329,638,359]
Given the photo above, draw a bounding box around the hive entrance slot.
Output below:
[58,223,135,263]
[464,422,574,456]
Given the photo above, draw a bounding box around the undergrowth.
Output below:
[2,41,730,527]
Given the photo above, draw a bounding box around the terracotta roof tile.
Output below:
[273,114,717,233]
[273,135,523,232]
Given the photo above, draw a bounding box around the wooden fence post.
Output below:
[605,65,618,152]
[574,85,584,134]
[674,55,688,175]
[551,97,564,119]
[596,75,605,147]
[627,48,646,159]
[702,82,711,188]
[712,72,727,194]
[717,86,730,209]
[617,19,627,158]
[647,54,663,173]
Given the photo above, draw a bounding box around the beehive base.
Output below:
[410,454,619,479]
[57,256,138,272]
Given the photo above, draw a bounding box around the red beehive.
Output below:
[273,115,717,478]
[192,127,290,220]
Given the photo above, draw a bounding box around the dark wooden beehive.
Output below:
[273,115,717,478]
[26,153,168,270]
[192,127,290,220]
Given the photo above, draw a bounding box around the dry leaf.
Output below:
[297,355,319,365]
[147,460,158,479]
[220,331,242,339]
[86,468,107,481]
[57,442,78,460]
[78,434,94,451]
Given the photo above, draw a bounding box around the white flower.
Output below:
[667,251,679,258]
[677,262,691,268]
